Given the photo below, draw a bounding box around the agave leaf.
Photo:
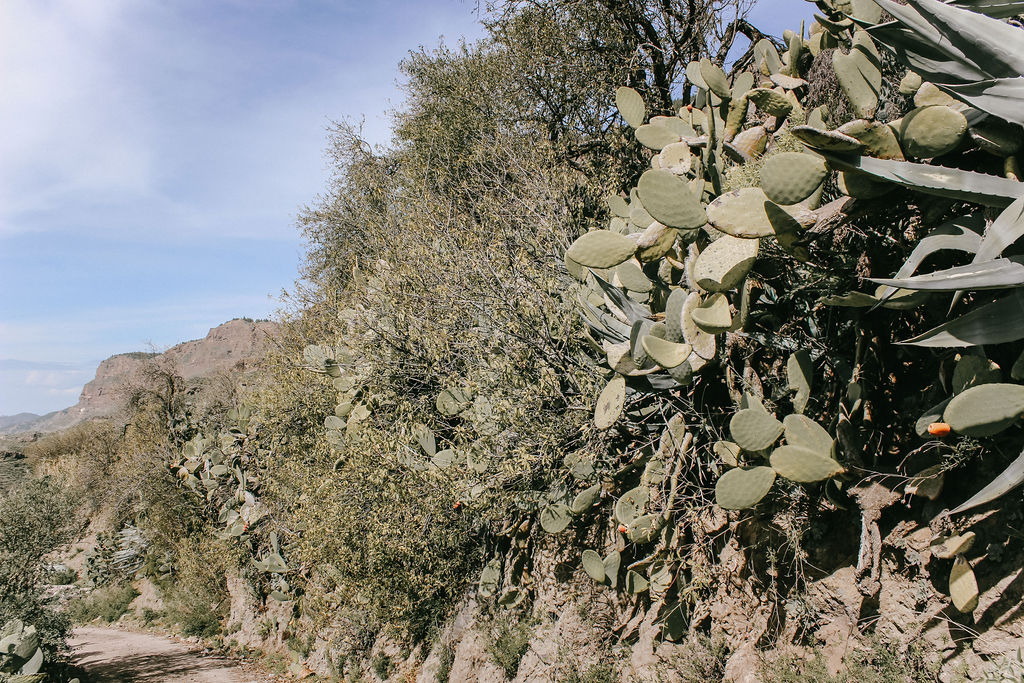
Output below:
[870,256,1024,291]
[949,446,1024,514]
[948,0,1024,19]
[591,274,651,326]
[976,193,1024,263]
[870,0,1024,124]
[901,289,1024,346]
[875,214,984,304]
[818,152,1024,207]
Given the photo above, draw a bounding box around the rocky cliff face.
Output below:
[2,319,278,435]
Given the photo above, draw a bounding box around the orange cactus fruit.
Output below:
[617,524,628,533]
[927,422,952,437]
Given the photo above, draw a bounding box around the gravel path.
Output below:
[69,627,270,682]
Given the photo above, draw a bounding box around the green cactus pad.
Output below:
[680,291,717,361]
[693,235,759,292]
[760,153,829,205]
[635,124,682,150]
[914,82,956,108]
[969,119,1023,157]
[899,70,923,95]
[833,39,880,118]
[686,60,707,90]
[649,563,674,594]
[615,86,646,128]
[643,458,668,485]
[754,38,783,75]
[931,532,976,560]
[626,569,650,593]
[627,513,662,544]
[943,383,1024,436]
[706,188,775,238]
[594,375,626,430]
[732,71,755,96]
[651,115,696,138]
[641,335,692,369]
[731,125,768,159]
[770,445,845,482]
[571,484,601,514]
[783,414,833,455]
[952,355,1001,394]
[540,503,572,533]
[615,261,653,293]
[636,170,708,230]
[790,126,864,152]
[663,288,688,342]
[479,559,501,597]
[566,230,637,268]
[714,440,741,467]
[770,73,807,90]
[746,88,792,118]
[629,203,654,229]
[700,58,731,99]
[715,466,776,509]
[658,141,692,175]
[634,222,680,262]
[730,408,784,452]
[899,105,968,158]
[837,171,892,199]
[436,388,473,416]
[607,194,631,217]
[837,119,904,160]
[604,551,621,588]
[690,293,732,333]
[582,550,606,582]
[614,486,649,525]
[949,555,979,613]
[786,350,813,414]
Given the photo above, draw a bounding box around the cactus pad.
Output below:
[931,532,976,560]
[837,171,891,198]
[700,58,731,99]
[607,194,630,217]
[952,355,1001,394]
[899,105,968,158]
[838,119,905,160]
[658,141,692,175]
[760,153,829,205]
[571,484,601,514]
[715,466,776,509]
[786,350,813,414]
[949,555,979,613]
[436,388,472,416]
[641,335,692,369]
[746,88,792,118]
[706,187,776,238]
[566,230,637,268]
[594,375,626,429]
[626,569,650,593]
[693,235,759,292]
[539,503,572,533]
[782,414,833,455]
[615,86,646,128]
[690,293,732,333]
[479,559,501,597]
[833,40,880,118]
[730,409,784,452]
[626,513,662,544]
[604,550,621,587]
[731,125,768,159]
[636,170,708,230]
[714,440,741,467]
[969,118,1023,157]
[770,445,845,482]
[582,550,606,582]
[614,486,649,525]
[635,124,682,150]
[943,383,1024,436]
[790,125,864,152]
[615,261,653,293]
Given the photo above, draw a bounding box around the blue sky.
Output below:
[0,0,808,416]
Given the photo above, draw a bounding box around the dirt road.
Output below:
[69,627,270,682]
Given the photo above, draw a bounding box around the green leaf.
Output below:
[901,290,1024,346]
[950,447,1024,515]
[869,256,1024,291]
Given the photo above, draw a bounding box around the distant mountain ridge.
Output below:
[0,319,278,435]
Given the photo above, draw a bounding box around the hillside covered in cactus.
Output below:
[7,0,1024,681]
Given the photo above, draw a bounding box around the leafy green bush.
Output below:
[66,583,139,624]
